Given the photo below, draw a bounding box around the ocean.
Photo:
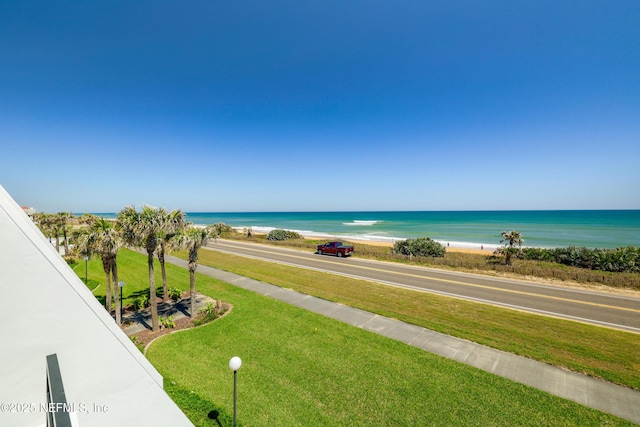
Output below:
[177,210,640,250]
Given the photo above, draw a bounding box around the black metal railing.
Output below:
[46,353,73,427]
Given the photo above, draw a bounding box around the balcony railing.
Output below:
[46,353,73,427]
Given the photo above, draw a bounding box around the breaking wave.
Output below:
[342,220,380,226]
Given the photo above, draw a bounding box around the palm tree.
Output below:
[56,212,73,255]
[178,225,217,316]
[78,213,98,226]
[499,230,524,266]
[44,213,62,252]
[210,222,232,243]
[117,205,163,331]
[155,208,185,303]
[33,212,54,243]
[78,218,123,323]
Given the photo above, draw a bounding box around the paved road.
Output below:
[206,239,640,333]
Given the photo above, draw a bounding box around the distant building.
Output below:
[0,185,193,427]
[21,206,36,216]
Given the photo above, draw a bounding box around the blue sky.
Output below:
[1,1,639,212]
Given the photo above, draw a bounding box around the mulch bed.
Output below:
[132,316,194,348]
[128,302,231,349]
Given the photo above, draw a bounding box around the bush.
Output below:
[393,237,445,257]
[211,222,233,234]
[520,246,640,273]
[132,294,149,311]
[160,315,175,329]
[195,301,228,327]
[64,256,78,267]
[199,301,216,316]
[168,287,182,300]
[267,229,303,241]
[520,247,555,262]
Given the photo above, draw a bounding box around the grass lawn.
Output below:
[148,267,634,426]
[73,248,191,307]
[182,249,640,391]
[75,249,636,426]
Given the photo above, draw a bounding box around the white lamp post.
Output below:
[229,356,242,427]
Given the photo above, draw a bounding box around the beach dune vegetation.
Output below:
[266,229,303,241]
[210,222,233,235]
[521,246,640,273]
[392,237,445,257]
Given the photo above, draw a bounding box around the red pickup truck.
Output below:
[316,241,354,257]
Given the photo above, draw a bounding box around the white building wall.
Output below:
[0,186,193,427]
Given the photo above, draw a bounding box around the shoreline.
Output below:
[305,234,495,255]
[233,227,495,255]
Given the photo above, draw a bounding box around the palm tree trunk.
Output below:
[189,263,197,316]
[148,250,159,331]
[112,258,121,325]
[63,227,69,255]
[103,257,112,311]
[159,247,168,303]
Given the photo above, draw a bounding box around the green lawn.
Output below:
[73,248,191,307]
[149,267,633,426]
[185,249,640,391]
[74,249,636,426]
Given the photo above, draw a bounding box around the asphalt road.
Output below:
[206,239,640,333]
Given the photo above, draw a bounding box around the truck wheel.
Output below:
[337,251,343,257]
[318,249,323,255]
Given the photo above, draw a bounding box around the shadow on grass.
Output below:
[165,380,238,426]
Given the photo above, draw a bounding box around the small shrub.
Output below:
[160,315,176,329]
[212,222,233,235]
[195,301,228,327]
[64,256,78,267]
[199,301,216,316]
[393,237,445,257]
[267,229,303,241]
[129,336,144,352]
[132,294,149,311]
[168,287,182,300]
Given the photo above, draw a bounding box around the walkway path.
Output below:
[165,254,640,424]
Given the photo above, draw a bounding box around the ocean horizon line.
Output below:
[89,210,640,250]
[89,208,640,215]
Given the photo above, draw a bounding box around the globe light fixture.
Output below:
[229,356,242,371]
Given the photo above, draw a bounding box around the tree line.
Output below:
[32,208,231,331]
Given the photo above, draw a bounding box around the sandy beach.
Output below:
[238,227,493,255]
[329,236,492,255]
[190,224,494,254]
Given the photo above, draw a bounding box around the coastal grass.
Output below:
[228,234,640,289]
[182,248,640,391]
[146,269,633,426]
[74,249,636,425]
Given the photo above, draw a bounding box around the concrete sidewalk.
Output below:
[165,254,640,424]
